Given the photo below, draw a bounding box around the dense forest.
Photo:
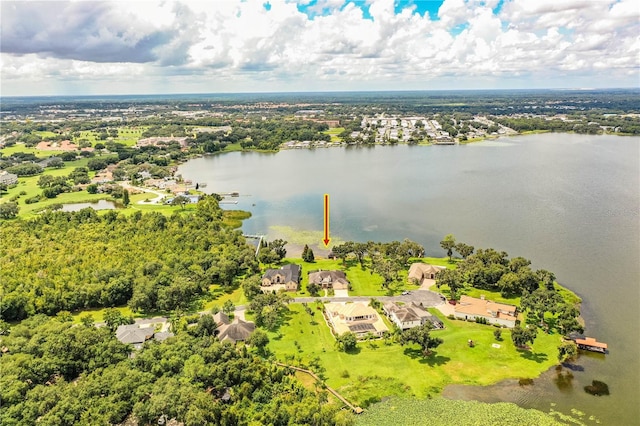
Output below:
[0,196,258,321]
[0,315,352,425]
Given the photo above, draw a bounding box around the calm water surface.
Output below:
[179,133,640,425]
[61,199,117,212]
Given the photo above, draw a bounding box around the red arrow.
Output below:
[323,194,331,247]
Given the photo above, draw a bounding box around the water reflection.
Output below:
[553,366,575,393]
[61,200,117,212]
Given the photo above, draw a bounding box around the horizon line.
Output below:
[2,87,639,100]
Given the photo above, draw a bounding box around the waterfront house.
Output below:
[261,264,301,292]
[454,295,517,327]
[325,302,388,338]
[408,263,445,285]
[308,270,349,290]
[383,301,443,330]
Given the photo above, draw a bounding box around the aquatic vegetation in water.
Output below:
[584,380,610,396]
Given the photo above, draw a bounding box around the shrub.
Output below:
[185,314,200,324]
[25,195,42,204]
[19,191,27,195]
[494,329,502,341]
[447,314,456,320]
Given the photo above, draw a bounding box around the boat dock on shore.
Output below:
[575,337,608,354]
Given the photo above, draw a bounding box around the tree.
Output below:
[401,322,443,357]
[79,314,95,327]
[37,174,55,188]
[192,314,217,337]
[242,275,263,300]
[87,183,98,194]
[396,239,425,265]
[493,329,502,341]
[455,242,474,259]
[171,195,189,209]
[557,340,578,362]
[248,329,270,356]
[352,242,368,268]
[270,239,287,261]
[436,268,462,300]
[122,189,130,206]
[440,234,456,261]
[521,287,563,328]
[302,244,315,262]
[222,300,235,316]
[373,256,402,288]
[511,325,537,348]
[307,282,321,297]
[556,304,584,336]
[258,246,280,265]
[0,202,19,219]
[335,332,358,352]
[103,308,132,332]
[331,242,353,266]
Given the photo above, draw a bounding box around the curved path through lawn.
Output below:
[120,182,167,204]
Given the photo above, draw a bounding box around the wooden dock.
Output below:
[575,337,608,353]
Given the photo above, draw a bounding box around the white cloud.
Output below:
[1,0,638,95]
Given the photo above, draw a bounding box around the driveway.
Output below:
[121,182,167,204]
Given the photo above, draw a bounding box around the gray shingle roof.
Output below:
[263,264,301,283]
[218,319,255,344]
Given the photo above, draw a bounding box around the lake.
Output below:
[178,133,640,425]
[61,199,117,212]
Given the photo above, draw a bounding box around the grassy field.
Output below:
[73,126,147,147]
[322,127,345,142]
[268,303,562,407]
[0,158,110,217]
[0,143,66,158]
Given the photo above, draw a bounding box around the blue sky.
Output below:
[1,0,638,96]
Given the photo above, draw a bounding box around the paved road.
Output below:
[291,289,445,307]
[106,289,445,329]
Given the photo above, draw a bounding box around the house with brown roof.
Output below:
[454,295,518,327]
[261,264,301,292]
[325,302,388,338]
[308,270,349,290]
[383,301,443,330]
[408,263,445,285]
[217,318,256,344]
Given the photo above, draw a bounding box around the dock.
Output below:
[575,337,608,353]
[243,234,265,257]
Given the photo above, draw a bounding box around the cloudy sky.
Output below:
[1,0,638,96]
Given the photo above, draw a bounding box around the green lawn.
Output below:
[0,158,110,217]
[0,143,66,158]
[322,127,345,142]
[278,257,456,296]
[268,303,562,407]
[73,126,147,147]
[70,306,135,324]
